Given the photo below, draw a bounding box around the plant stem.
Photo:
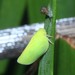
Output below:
[38,0,56,75]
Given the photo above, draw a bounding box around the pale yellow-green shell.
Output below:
[17,28,49,65]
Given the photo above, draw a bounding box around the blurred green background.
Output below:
[0,0,75,75]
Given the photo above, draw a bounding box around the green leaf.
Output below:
[57,0,75,18]
[38,1,56,75]
[27,0,49,23]
[0,59,9,74]
[54,39,75,75]
[0,0,26,29]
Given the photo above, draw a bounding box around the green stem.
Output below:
[38,0,56,75]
